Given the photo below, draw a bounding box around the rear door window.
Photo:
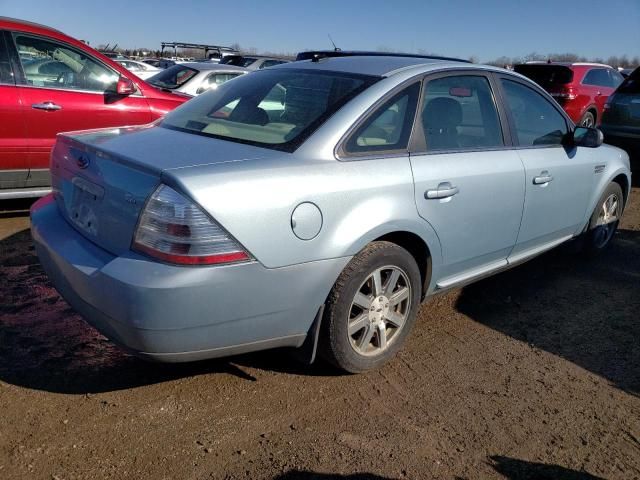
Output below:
[500,79,568,147]
[421,75,503,151]
[617,69,640,94]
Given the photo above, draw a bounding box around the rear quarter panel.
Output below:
[165,155,444,278]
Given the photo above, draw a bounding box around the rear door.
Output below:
[10,32,153,185]
[496,76,594,261]
[0,30,29,191]
[409,72,525,286]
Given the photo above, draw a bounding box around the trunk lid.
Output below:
[51,125,280,255]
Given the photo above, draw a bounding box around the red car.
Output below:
[514,62,624,128]
[0,17,188,199]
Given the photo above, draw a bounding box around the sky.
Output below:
[2,0,639,61]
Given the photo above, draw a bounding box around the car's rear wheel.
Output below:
[583,182,624,254]
[580,111,596,128]
[320,241,422,373]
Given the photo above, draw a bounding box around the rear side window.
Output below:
[345,82,420,154]
[501,79,568,147]
[421,75,503,151]
[0,33,14,84]
[514,65,573,87]
[582,68,612,87]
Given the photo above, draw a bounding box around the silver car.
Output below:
[31,56,631,372]
[146,62,248,96]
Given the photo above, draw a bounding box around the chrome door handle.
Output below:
[533,171,554,185]
[32,101,62,111]
[425,182,459,199]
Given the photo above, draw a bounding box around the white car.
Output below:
[115,60,161,80]
[146,62,248,96]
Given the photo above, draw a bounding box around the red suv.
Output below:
[514,62,624,127]
[0,17,188,199]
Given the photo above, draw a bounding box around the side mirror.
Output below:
[573,126,603,148]
[116,76,136,95]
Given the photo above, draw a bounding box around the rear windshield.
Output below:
[221,56,257,67]
[514,65,574,87]
[616,68,640,94]
[148,64,198,90]
[160,69,379,152]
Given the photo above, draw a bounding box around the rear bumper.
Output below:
[30,195,349,362]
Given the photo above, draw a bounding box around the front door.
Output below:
[410,73,525,286]
[10,32,153,185]
[0,31,29,191]
[497,76,594,260]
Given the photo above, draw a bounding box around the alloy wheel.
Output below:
[347,266,411,356]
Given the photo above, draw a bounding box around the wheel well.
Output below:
[612,174,629,207]
[375,231,432,299]
[587,107,597,122]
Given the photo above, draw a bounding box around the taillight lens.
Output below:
[132,185,250,265]
[551,87,577,100]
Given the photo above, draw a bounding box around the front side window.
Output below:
[345,83,420,154]
[161,69,378,152]
[14,34,118,92]
[501,79,568,146]
[421,75,503,151]
[148,64,198,90]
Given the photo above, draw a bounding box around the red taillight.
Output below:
[132,185,251,266]
[551,87,577,101]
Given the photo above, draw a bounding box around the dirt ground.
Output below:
[1,175,639,479]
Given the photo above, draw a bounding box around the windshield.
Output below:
[514,65,574,87]
[148,64,199,89]
[160,69,379,152]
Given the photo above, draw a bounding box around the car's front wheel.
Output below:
[320,241,422,373]
[583,182,624,254]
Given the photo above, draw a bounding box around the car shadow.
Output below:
[489,455,604,479]
[272,473,398,480]
[455,229,640,397]
[0,228,341,395]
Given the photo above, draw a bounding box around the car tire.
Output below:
[579,111,596,128]
[319,241,422,373]
[582,182,624,255]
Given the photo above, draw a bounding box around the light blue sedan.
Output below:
[31,55,631,372]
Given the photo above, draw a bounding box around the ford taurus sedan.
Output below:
[31,55,631,373]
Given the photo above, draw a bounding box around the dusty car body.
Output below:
[31,56,631,372]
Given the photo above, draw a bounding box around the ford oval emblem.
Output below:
[76,155,90,169]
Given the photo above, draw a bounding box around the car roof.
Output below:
[181,62,249,72]
[276,55,469,77]
[521,61,613,69]
[0,16,62,33]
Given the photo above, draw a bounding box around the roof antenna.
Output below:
[328,34,341,52]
